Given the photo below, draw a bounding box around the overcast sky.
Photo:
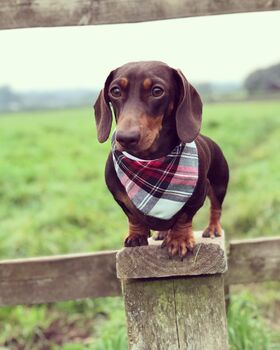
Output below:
[0,11,279,91]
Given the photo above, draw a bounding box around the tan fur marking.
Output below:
[203,209,222,238]
[162,216,195,258]
[139,114,163,150]
[124,219,150,247]
[143,78,152,90]
[115,191,134,211]
[128,221,149,236]
[119,78,128,88]
[202,185,223,238]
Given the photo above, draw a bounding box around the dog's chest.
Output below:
[112,142,199,220]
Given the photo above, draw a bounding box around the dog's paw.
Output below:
[124,234,148,247]
[153,230,168,241]
[161,232,195,260]
[202,223,222,238]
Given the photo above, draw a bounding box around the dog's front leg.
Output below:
[124,217,150,247]
[162,214,195,259]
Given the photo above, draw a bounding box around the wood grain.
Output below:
[117,232,227,279]
[0,251,120,306]
[1,0,280,30]
[174,275,228,349]
[122,278,179,349]
[225,236,280,285]
[122,275,229,349]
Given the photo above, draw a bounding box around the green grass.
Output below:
[0,101,280,349]
[0,108,126,259]
[228,291,280,350]
[200,102,280,240]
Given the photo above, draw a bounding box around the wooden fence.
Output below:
[0,235,279,307]
[1,0,280,29]
[1,1,280,348]
[1,234,279,349]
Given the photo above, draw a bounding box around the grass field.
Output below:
[0,101,280,349]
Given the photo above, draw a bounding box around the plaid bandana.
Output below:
[112,136,199,220]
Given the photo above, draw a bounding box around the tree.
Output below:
[244,63,280,95]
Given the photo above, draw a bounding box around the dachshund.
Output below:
[94,61,229,259]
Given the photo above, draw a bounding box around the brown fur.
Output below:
[94,61,229,258]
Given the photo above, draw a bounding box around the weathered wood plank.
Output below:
[120,271,229,348]
[1,0,280,30]
[0,236,279,306]
[225,236,280,285]
[117,232,227,279]
[174,275,228,349]
[122,278,180,349]
[0,251,121,306]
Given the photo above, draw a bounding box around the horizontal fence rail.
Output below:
[1,0,280,30]
[225,236,280,285]
[0,251,121,306]
[0,236,279,306]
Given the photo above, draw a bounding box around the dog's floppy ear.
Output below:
[94,71,114,143]
[173,69,202,143]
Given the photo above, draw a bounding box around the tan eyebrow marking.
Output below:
[143,78,152,90]
[119,78,128,88]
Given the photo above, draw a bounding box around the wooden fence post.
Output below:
[116,232,229,350]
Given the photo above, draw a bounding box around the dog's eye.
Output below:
[151,86,164,97]
[110,86,122,98]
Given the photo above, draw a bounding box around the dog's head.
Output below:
[94,61,202,156]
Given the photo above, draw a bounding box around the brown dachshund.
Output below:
[94,61,229,259]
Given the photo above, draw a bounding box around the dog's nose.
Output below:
[116,129,140,148]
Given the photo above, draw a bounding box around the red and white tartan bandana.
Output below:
[112,136,199,220]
